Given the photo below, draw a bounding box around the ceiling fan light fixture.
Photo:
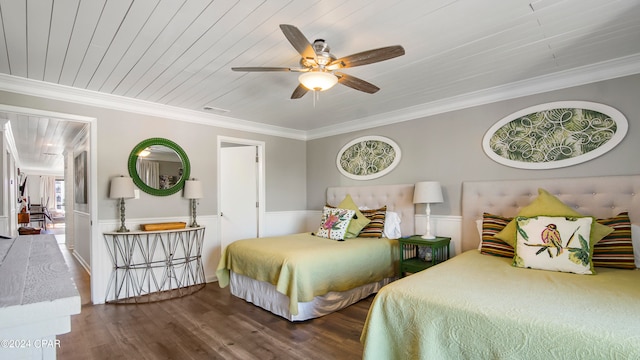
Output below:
[298,71,338,91]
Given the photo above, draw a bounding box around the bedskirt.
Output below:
[217,232,399,316]
[230,272,395,321]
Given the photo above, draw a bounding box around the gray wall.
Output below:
[2,73,639,222]
[307,74,640,215]
[0,91,308,222]
[97,112,307,220]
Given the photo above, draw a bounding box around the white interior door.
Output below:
[220,145,258,250]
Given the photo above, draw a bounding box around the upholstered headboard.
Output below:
[326,184,415,237]
[461,175,640,252]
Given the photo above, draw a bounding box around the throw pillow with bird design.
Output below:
[513,216,594,274]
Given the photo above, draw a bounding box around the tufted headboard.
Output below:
[326,184,415,237]
[461,175,640,253]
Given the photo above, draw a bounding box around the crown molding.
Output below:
[20,167,64,177]
[0,74,307,141]
[1,53,639,142]
[306,53,640,140]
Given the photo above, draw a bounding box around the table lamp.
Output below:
[110,176,135,232]
[184,179,203,227]
[413,181,443,239]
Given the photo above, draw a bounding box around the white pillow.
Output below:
[383,211,402,239]
[476,219,483,250]
[632,224,640,268]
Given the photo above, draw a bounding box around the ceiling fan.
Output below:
[232,24,405,99]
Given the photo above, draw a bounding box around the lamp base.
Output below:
[190,199,199,228]
[117,198,130,232]
[422,204,436,240]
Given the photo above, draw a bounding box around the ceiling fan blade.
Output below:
[232,67,292,72]
[279,24,316,61]
[336,72,380,94]
[291,84,309,99]
[327,45,405,70]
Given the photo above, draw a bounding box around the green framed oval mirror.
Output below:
[128,138,191,196]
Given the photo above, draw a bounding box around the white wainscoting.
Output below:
[278,211,464,255]
[90,212,463,304]
[413,214,463,256]
[73,211,91,272]
[267,211,464,255]
[263,210,320,236]
[305,210,323,232]
[0,216,10,237]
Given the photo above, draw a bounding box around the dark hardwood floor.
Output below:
[57,245,373,360]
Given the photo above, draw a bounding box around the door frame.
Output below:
[217,136,265,243]
[0,104,97,279]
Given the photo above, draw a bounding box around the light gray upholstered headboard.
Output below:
[326,184,415,237]
[461,175,640,252]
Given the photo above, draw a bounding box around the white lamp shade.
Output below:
[110,176,135,199]
[298,71,338,91]
[183,179,204,199]
[413,181,443,204]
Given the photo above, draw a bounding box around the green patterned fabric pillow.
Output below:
[593,212,635,269]
[315,207,356,241]
[337,194,371,239]
[359,206,387,238]
[496,188,613,248]
[480,213,514,258]
[514,216,595,274]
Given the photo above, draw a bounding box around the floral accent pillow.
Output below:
[315,207,356,240]
[513,216,594,274]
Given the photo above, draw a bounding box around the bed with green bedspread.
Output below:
[217,232,399,316]
[361,250,640,359]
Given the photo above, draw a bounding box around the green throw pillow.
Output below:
[337,194,371,239]
[495,188,613,247]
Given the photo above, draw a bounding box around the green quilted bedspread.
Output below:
[216,232,399,315]
[361,250,640,360]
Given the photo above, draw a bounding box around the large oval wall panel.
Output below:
[337,136,401,180]
[482,101,627,169]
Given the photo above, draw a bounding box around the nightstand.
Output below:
[399,235,451,276]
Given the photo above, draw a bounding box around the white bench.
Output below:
[0,235,81,360]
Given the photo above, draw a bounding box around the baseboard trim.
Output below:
[72,250,91,276]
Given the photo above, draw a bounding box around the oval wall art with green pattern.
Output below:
[337,136,401,180]
[482,101,627,169]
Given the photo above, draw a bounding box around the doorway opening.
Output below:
[1,104,97,298]
[51,178,66,242]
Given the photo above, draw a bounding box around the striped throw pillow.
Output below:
[480,213,514,258]
[359,206,387,238]
[593,212,635,269]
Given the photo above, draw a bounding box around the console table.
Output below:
[103,227,206,304]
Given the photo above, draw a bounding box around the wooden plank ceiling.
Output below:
[1,0,639,172]
[1,112,87,174]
